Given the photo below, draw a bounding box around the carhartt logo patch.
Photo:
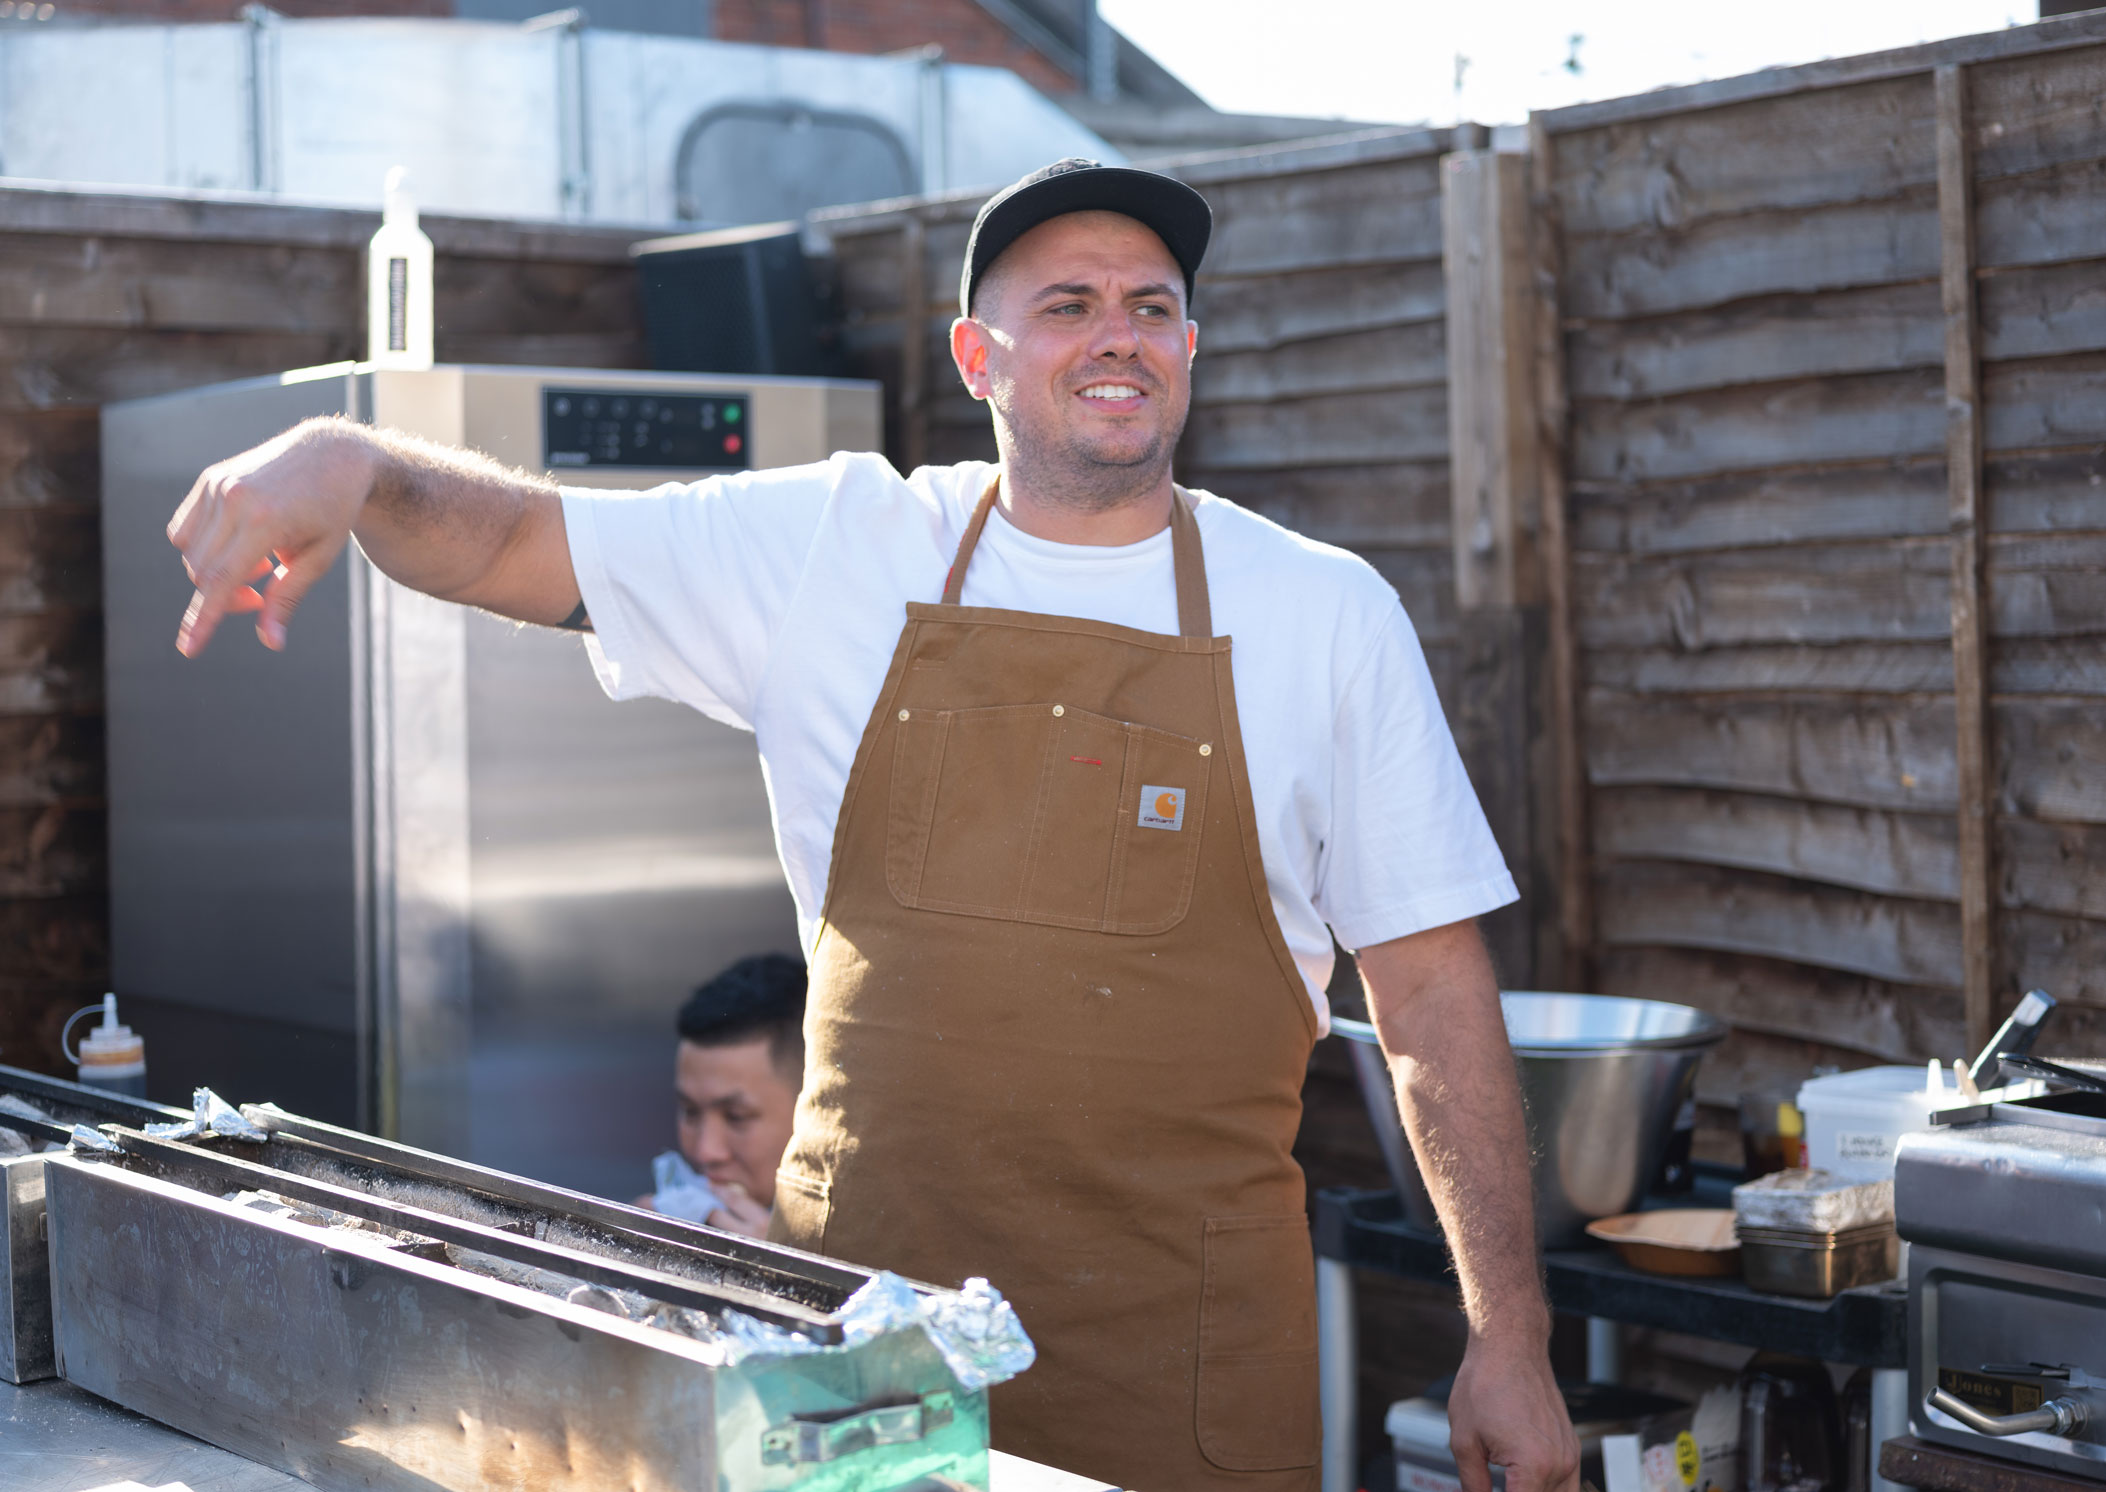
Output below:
[1137,785,1186,831]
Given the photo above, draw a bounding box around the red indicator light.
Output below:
[724,434,743,455]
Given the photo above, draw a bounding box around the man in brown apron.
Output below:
[166,160,1578,1492]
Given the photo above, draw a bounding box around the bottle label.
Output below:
[388,257,409,352]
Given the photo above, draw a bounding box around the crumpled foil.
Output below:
[143,1087,270,1144]
[717,1271,1034,1393]
[67,1124,121,1153]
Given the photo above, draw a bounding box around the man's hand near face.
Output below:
[705,1182,773,1238]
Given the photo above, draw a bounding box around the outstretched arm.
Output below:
[1356,919,1579,1492]
[167,416,584,656]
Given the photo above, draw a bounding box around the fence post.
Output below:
[1935,64,1997,1054]
[1441,146,1563,987]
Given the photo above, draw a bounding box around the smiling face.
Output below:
[674,1036,799,1206]
[953,210,1198,512]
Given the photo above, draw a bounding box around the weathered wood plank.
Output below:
[1182,385,1450,469]
[1565,281,1943,402]
[1987,532,2106,639]
[2003,907,2106,1006]
[1596,859,1964,987]
[1982,352,2106,453]
[1567,488,2100,654]
[1997,700,2106,823]
[1984,447,2106,533]
[1561,194,1940,321]
[1572,449,2106,554]
[1582,698,2106,834]
[1190,319,1445,405]
[432,256,644,339]
[1979,258,2106,362]
[1569,367,1945,484]
[1552,73,1936,238]
[1994,637,2106,694]
[2000,817,2106,922]
[0,508,101,614]
[0,612,102,714]
[0,233,355,336]
[1593,785,1959,902]
[1583,691,1959,813]
[0,408,99,511]
[0,804,103,900]
[0,716,103,808]
[1596,945,1965,1065]
[1191,260,1446,356]
[1202,159,1446,276]
[431,332,649,371]
[0,327,357,410]
[1968,44,2106,181]
[1573,539,1952,651]
[1571,459,1947,555]
[1585,641,1956,696]
[1187,462,1450,548]
[0,894,107,982]
[1584,638,2106,697]
[1976,157,2106,270]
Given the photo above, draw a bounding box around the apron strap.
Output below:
[941,478,1213,639]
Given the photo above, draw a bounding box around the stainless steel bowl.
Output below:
[1333,991,1728,1248]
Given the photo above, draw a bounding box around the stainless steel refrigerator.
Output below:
[102,363,879,1193]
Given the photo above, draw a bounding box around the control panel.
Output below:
[542,388,751,470]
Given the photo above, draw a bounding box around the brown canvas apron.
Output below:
[769,481,1322,1490]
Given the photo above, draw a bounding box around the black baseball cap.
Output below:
[959,157,1212,316]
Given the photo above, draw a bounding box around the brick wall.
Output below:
[713,0,1078,97]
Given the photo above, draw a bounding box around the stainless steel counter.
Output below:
[0,1377,1116,1492]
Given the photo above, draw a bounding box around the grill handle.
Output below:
[1928,1388,2088,1438]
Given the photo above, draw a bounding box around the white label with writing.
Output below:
[1835,1130,1896,1163]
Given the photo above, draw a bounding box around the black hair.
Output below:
[675,953,807,1076]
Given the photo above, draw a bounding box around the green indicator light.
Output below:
[725,403,742,423]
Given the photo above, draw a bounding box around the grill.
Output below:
[3,1065,1011,1491]
[1897,1063,2106,1481]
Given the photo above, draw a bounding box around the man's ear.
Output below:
[951,317,992,401]
[1187,320,1198,365]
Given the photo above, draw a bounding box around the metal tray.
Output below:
[0,1062,188,1383]
[47,1126,993,1490]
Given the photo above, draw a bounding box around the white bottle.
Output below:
[367,166,435,370]
[66,993,148,1098]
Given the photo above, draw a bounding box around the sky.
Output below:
[1098,0,2035,128]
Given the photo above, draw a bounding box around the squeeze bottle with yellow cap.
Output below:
[65,993,148,1097]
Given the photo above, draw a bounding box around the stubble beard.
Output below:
[990,381,1187,515]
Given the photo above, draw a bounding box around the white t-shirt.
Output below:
[563,454,1516,1029]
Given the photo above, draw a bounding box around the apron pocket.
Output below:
[887,702,1209,934]
[1195,1213,1321,1472]
[768,1166,832,1254]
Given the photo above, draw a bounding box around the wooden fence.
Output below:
[1532,12,2106,1128]
[0,182,648,1070]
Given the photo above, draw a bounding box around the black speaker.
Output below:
[632,221,836,377]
